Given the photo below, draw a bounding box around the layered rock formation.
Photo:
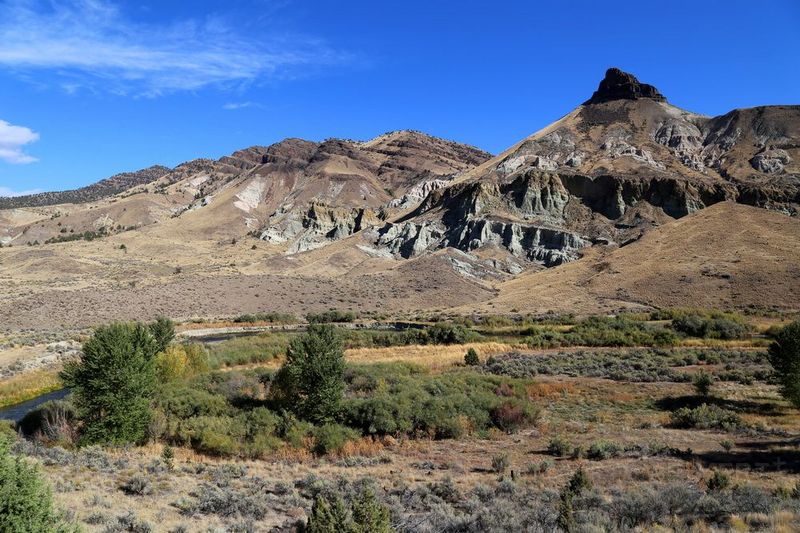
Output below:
[367,69,798,267]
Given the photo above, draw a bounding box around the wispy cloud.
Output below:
[222,101,263,110]
[0,1,350,96]
[0,186,42,197]
[0,119,39,164]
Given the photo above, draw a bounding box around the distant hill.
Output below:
[0,165,171,209]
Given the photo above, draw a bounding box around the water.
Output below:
[0,388,70,422]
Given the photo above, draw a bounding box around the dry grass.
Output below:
[0,368,62,408]
[345,342,518,369]
[462,203,800,315]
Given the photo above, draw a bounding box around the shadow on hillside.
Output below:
[677,446,800,473]
[654,395,783,416]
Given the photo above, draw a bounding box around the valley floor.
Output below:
[7,328,800,532]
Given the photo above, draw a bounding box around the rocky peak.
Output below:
[584,68,666,105]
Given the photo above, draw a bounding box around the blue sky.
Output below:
[1,0,798,196]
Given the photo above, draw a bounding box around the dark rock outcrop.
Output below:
[584,68,666,105]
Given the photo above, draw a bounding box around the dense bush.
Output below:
[307,488,392,533]
[149,316,175,353]
[155,344,210,382]
[547,435,573,457]
[692,371,714,397]
[341,364,539,439]
[344,324,481,349]
[586,440,622,460]
[768,320,800,408]
[312,424,360,456]
[485,348,768,383]
[306,310,357,323]
[232,312,297,324]
[0,436,72,532]
[672,313,751,339]
[525,316,678,349]
[61,322,159,445]
[669,404,744,431]
[206,332,294,368]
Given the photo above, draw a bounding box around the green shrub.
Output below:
[312,424,359,456]
[61,322,159,445]
[491,453,510,473]
[206,332,293,368]
[768,320,800,408]
[669,404,743,431]
[692,371,714,397]
[672,313,750,340]
[464,348,480,366]
[341,366,537,439]
[307,494,351,533]
[161,445,174,471]
[707,469,730,491]
[586,440,622,460]
[233,312,297,324]
[426,323,478,345]
[306,488,392,533]
[571,316,679,347]
[547,435,573,457]
[306,310,357,323]
[350,489,392,533]
[0,437,72,532]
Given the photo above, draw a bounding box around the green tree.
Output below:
[306,494,351,533]
[0,437,73,532]
[61,322,158,445]
[305,489,393,533]
[351,489,392,533]
[557,467,592,533]
[149,316,175,353]
[273,325,345,423]
[464,347,480,366]
[768,320,800,408]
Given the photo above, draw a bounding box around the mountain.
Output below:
[0,68,797,330]
[366,68,799,267]
[0,131,490,248]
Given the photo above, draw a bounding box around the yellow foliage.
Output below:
[155,344,210,381]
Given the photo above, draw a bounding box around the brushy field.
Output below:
[5,313,800,532]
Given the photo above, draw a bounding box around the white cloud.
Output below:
[0,186,42,197]
[0,119,40,164]
[222,102,263,110]
[0,1,350,96]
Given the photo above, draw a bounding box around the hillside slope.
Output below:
[464,202,800,314]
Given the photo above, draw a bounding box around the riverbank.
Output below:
[0,367,62,409]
